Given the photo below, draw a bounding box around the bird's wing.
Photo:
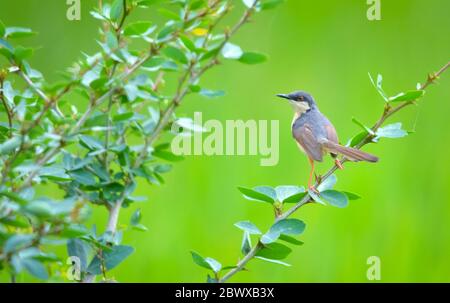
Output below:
[325,124,339,145]
[293,123,324,161]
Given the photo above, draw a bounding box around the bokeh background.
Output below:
[1,0,449,282]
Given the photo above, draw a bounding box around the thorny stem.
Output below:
[218,61,450,283]
[219,242,263,283]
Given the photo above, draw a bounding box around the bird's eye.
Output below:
[298,96,304,101]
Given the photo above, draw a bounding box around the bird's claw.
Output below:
[335,159,344,170]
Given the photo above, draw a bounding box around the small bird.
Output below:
[276,91,378,193]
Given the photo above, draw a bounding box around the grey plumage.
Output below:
[278,90,379,163]
[292,107,378,163]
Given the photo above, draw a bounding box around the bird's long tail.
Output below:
[322,140,378,163]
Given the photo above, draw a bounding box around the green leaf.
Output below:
[142,56,164,68]
[320,190,349,208]
[179,35,197,52]
[0,136,21,154]
[4,234,34,253]
[0,20,5,37]
[189,84,201,93]
[152,149,184,162]
[22,258,48,280]
[261,218,306,244]
[352,117,374,135]
[0,217,30,228]
[238,52,268,64]
[24,250,60,263]
[69,169,97,186]
[24,200,53,218]
[253,186,277,201]
[255,256,291,267]
[308,189,326,205]
[123,21,154,36]
[256,242,292,260]
[199,89,225,98]
[282,191,307,203]
[388,90,425,103]
[113,112,134,122]
[376,122,408,139]
[190,0,206,10]
[317,174,337,192]
[163,46,188,64]
[260,0,284,10]
[106,31,118,49]
[279,234,304,246]
[67,239,90,272]
[5,27,35,39]
[130,208,142,226]
[0,39,14,58]
[204,257,222,273]
[275,185,305,203]
[157,23,178,42]
[271,218,306,236]
[130,208,148,231]
[200,47,220,62]
[242,0,257,8]
[207,275,218,283]
[241,232,252,254]
[132,224,148,232]
[368,73,388,101]
[87,245,134,275]
[90,10,108,21]
[79,135,104,150]
[234,221,262,235]
[348,131,368,147]
[110,0,124,22]
[175,117,205,132]
[60,224,89,238]
[237,186,275,204]
[191,251,212,270]
[89,77,109,91]
[221,42,243,59]
[0,191,28,205]
[14,46,33,61]
[40,165,71,181]
[342,191,361,200]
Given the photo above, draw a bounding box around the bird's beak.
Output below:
[276,94,290,100]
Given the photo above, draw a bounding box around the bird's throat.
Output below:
[290,101,310,114]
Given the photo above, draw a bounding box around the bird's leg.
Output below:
[335,158,344,170]
[308,158,319,194]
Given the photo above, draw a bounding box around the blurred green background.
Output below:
[1,0,449,282]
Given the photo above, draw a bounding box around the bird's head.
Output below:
[276,91,316,113]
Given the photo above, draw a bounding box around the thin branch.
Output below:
[218,61,450,283]
[18,69,52,104]
[106,199,124,233]
[219,242,262,283]
[281,62,449,221]
[0,79,13,137]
